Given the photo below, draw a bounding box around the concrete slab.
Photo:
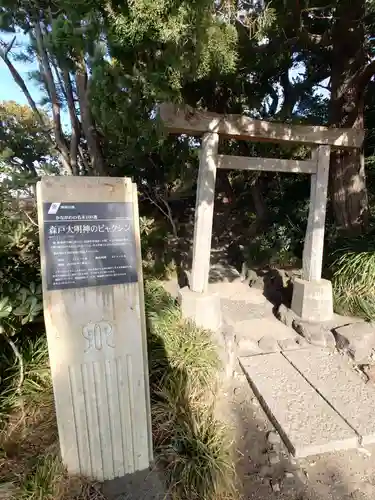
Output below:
[237,337,262,356]
[234,318,296,344]
[221,299,273,325]
[284,348,375,446]
[208,282,266,304]
[258,335,280,353]
[277,338,300,351]
[240,353,357,457]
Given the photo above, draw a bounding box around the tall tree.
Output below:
[247,0,375,233]
[0,0,106,175]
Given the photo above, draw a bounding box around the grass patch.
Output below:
[145,280,236,499]
[0,280,236,500]
[146,280,219,391]
[332,251,375,320]
[0,338,101,500]
[18,454,67,499]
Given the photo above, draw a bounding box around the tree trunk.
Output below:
[330,147,368,231]
[242,175,268,241]
[329,0,368,233]
[75,61,106,176]
[34,21,73,175]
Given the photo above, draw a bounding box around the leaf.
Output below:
[26,296,38,307]
[12,305,28,316]
[0,297,12,318]
[10,283,21,293]
[21,316,30,325]
[29,301,42,316]
[18,287,29,304]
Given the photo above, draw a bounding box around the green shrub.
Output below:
[145,280,219,391]
[0,178,43,399]
[241,222,301,268]
[158,406,235,500]
[332,251,375,320]
[144,281,236,500]
[140,216,175,278]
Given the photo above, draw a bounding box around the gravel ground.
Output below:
[228,368,375,500]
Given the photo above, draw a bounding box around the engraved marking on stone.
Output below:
[82,322,115,352]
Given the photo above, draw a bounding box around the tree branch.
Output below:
[263,84,279,117]
[4,36,16,57]
[142,187,177,237]
[62,68,80,175]
[51,57,68,102]
[23,210,39,227]
[34,20,72,174]
[0,45,49,134]
[359,60,375,87]
[78,144,92,174]
[75,58,106,175]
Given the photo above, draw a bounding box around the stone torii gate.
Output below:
[160,104,364,327]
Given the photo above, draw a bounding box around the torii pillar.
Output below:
[160,104,364,327]
[179,128,223,332]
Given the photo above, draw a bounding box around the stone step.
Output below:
[208,282,267,304]
[234,317,296,342]
[284,348,375,446]
[233,318,305,356]
[240,352,357,457]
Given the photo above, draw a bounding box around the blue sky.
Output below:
[0,33,73,130]
[0,33,42,105]
[0,62,42,104]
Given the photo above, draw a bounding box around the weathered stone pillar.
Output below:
[190,131,219,293]
[302,145,330,281]
[292,145,333,321]
[179,130,222,332]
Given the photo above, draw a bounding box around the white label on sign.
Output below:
[48,202,61,214]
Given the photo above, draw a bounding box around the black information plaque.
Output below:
[43,202,138,291]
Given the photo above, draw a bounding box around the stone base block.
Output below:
[291,278,333,322]
[178,286,222,331]
[103,467,167,500]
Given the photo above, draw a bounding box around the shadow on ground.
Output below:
[226,366,307,500]
[227,362,375,500]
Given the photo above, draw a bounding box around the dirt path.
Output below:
[204,263,375,500]
[228,369,375,500]
[164,242,375,500]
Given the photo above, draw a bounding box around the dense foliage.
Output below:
[1,3,375,497]
[0,1,375,313]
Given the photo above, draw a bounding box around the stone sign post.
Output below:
[37,177,152,481]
